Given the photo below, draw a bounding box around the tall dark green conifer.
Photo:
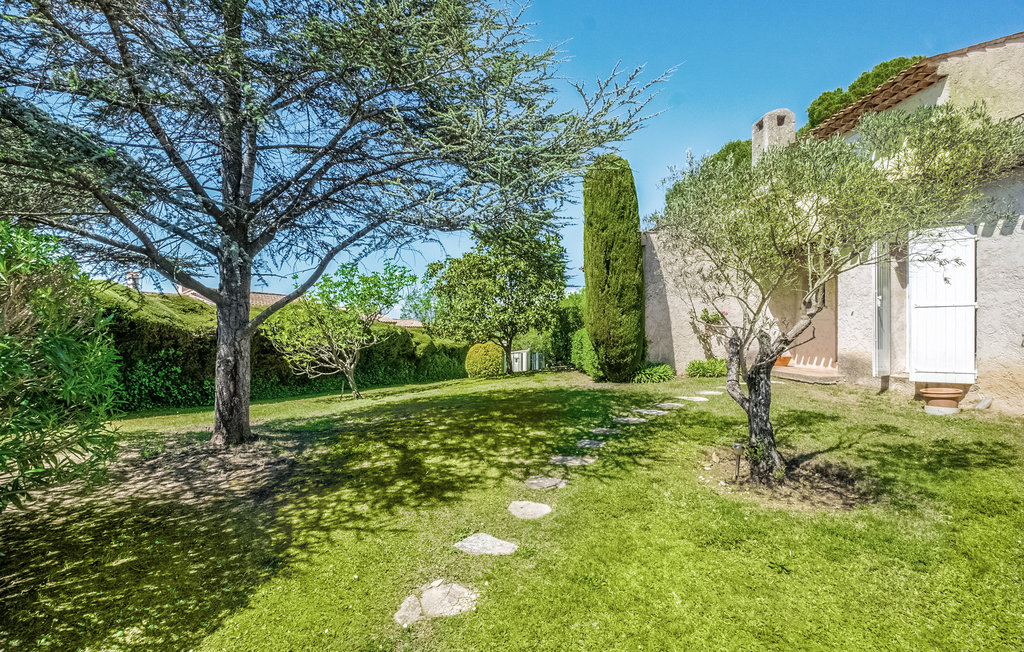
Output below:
[582,154,645,382]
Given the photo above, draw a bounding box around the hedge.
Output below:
[95,284,468,411]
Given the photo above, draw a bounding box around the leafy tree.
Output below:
[0,0,661,446]
[582,154,645,382]
[657,103,1024,485]
[0,224,120,512]
[401,283,436,329]
[428,229,567,371]
[263,263,415,399]
[806,56,923,128]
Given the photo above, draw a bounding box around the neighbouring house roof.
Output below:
[172,284,423,327]
[810,31,1024,140]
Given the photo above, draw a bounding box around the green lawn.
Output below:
[2,372,1022,650]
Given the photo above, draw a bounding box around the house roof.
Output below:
[173,285,423,327]
[810,31,1024,140]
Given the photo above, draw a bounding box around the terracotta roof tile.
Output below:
[810,31,1024,140]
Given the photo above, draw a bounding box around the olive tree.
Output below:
[0,0,661,446]
[657,104,1024,484]
[263,263,414,399]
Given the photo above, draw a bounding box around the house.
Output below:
[644,31,1024,415]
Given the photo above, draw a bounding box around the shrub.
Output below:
[550,289,584,364]
[118,348,214,411]
[631,362,675,384]
[465,342,505,378]
[0,225,119,511]
[686,358,728,377]
[582,154,645,382]
[570,328,603,380]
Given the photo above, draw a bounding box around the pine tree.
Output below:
[582,154,645,382]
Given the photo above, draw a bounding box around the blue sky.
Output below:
[268,1,1024,297]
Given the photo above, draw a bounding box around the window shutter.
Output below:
[907,227,977,383]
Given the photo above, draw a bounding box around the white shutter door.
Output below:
[907,227,977,383]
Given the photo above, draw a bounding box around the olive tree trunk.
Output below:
[724,334,786,485]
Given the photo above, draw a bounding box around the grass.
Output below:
[2,372,1023,650]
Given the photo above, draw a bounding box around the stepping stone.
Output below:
[655,402,685,409]
[576,439,605,448]
[455,533,518,556]
[550,454,597,466]
[697,390,723,396]
[394,595,423,627]
[633,408,668,416]
[394,579,479,626]
[676,396,709,402]
[421,581,479,617]
[592,427,622,435]
[525,475,568,490]
[508,500,552,519]
[613,416,648,424]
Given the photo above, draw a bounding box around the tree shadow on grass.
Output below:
[0,380,682,650]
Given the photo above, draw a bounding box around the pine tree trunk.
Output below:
[210,257,254,447]
[744,363,785,485]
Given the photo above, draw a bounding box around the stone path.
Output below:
[525,475,568,490]
[508,500,552,519]
[455,533,518,556]
[396,386,738,627]
[550,454,597,466]
[395,579,479,627]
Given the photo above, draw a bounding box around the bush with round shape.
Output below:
[465,342,505,378]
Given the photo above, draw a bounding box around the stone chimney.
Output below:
[751,108,796,165]
[125,271,142,291]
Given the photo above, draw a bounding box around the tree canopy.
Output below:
[263,263,414,399]
[427,229,567,370]
[805,56,924,129]
[0,0,661,445]
[656,103,1024,483]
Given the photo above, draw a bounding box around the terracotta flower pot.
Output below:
[920,387,963,409]
[774,356,792,367]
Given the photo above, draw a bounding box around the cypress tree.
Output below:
[582,154,645,382]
